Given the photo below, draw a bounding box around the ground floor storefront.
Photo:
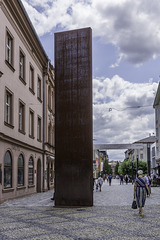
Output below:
[0,139,54,203]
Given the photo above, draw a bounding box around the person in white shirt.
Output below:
[98,175,103,192]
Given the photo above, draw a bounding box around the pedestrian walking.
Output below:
[108,174,112,186]
[103,174,106,182]
[120,175,124,185]
[133,170,150,217]
[125,175,128,184]
[98,175,103,192]
[145,173,151,196]
[95,178,99,191]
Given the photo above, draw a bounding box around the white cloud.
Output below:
[22,0,160,65]
[21,0,159,160]
[93,76,158,160]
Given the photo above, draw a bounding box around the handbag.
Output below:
[132,199,137,209]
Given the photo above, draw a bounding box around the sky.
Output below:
[22,0,160,161]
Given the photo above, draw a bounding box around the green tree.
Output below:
[114,162,119,175]
[103,159,112,175]
[118,159,147,177]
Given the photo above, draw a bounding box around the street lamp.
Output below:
[147,143,151,176]
[132,158,133,184]
[136,155,139,177]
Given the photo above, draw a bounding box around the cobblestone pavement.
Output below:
[0,180,160,240]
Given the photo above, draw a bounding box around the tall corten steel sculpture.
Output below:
[55,28,93,206]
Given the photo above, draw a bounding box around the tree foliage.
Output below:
[103,159,112,175]
[114,162,119,175]
[118,159,147,177]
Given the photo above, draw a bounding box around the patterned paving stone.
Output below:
[0,180,160,239]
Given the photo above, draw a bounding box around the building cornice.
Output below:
[0,132,43,154]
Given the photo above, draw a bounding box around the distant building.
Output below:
[93,150,108,178]
[125,136,156,174]
[108,160,119,176]
[0,0,54,203]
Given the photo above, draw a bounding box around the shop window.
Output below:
[4,151,12,188]
[18,154,24,186]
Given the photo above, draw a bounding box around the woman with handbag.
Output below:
[133,170,150,217]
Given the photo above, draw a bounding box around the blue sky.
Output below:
[22,0,160,161]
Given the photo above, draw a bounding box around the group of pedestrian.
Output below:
[94,174,113,191]
[94,170,153,217]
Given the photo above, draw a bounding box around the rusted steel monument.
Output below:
[55,28,93,206]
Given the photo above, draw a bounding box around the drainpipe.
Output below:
[42,61,49,192]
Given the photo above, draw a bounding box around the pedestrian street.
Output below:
[0,179,160,240]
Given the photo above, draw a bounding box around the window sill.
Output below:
[19,76,26,85]
[28,184,35,188]
[4,121,14,129]
[29,88,35,95]
[2,188,14,193]
[17,186,26,190]
[37,139,42,143]
[18,129,26,135]
[37,97,42,103]
[5,60,15,72]
[29,135,35,139]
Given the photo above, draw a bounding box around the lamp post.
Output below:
[136,154,139,177]
[132,158,133,184]
[147,143,151,176]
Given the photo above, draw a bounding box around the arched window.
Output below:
[4,151,12,188]
[18,154,24,186]
[28,157,34,185]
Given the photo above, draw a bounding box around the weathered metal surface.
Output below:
[55,28,93,206]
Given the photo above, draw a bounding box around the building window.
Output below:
[37,77,41,100]
[18,154,24,186]
[29,65,34,93]
[48,86,51,110]
[19,101,25,133]
[19,51,25,81]
[29,109,34,138]
[52,89,55,114]
[51,163,53,183]
[48,124,51,145]
[140,154,143,160]
[28,157,34,185]
[5,89,13,126]
[152,147,155,157]
[6,31,13,65]
[37,117,41,141]
[4,151,12,188]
